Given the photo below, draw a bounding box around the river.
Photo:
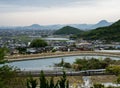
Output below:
[5,55,120,71]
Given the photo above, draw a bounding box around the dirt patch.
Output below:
[91,75,117,83]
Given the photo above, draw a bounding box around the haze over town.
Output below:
[0,0,120,26]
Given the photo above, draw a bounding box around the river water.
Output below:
[6,55,120,71]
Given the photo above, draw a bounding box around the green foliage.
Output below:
[49,77,54,88]
[69,35,78,40]
[59,71,69,88]
[27,75,38,88]
[72,64,83,71]
[55,57,120,71]
[54,26,83,35]
[93,83,105,88]
[75,19,120,42]
[0,48,26,88]
[111,20,120,26]
[64,63,71,68]
[0,65,17,79]
[61,58,64,67]
[116,75,120,84]
[106,65,120,76]
[0,65,18,88]
[73,57,109,70]
[30,39,48,48]
[0,48,5,63]
[55,58,71,68]
[51,49,57,52]
[16,47,27,54]
[39,71,48,88]
[93,83,118,88]
[39,71,69,88]
[0,48,7,64]
[27,71,69,88]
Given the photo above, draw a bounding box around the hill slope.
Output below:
[53,26,83,35]
[81,20,120,41]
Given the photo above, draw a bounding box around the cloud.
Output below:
[0,0,120,26]
[0,0,108,12]
[0,0,80,12]
[0,0,79,7]
[0,0,107,10]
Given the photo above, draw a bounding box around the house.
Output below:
[26,48,37,54]
[76,43,93,51]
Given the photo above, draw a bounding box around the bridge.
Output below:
[17,69,113,77]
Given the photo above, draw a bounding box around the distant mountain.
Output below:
[21,20,113,30]
[68,24,92,30]
[23,24,44,30]
[0,20,113,30]
[43,25,64,30]
[29,24,42,28]
[22,24,64,30]
[89,20,112,29]
[80,19,120,41]
[53,26,83,35]
[66,20,112,30]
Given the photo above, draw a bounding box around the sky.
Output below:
[0,0,120,26]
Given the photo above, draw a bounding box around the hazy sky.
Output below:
[0,0,120,26]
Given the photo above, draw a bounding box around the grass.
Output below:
[91,75,117,83]
[29,75,116,84]
[3,75,117,88]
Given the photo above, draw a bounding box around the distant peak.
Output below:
[63,26,73,28]
[98,20,109,24]
[30,24,41,27]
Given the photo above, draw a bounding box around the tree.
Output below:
[26,71,69,88]
[39,71,69,88]
[39,71,48,88]
[58,71,69,88]
[0,65,18,88]
[0,48,18,88]
[27,75,38,88]
[106,65,120,76]
[93,83,105,88]
[30,39,48,48]
[0,48,7,64]
[16,47,27,54]
[116,75,120,85]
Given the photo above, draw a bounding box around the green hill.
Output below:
[81,20,120,41]
[53,26,83,35]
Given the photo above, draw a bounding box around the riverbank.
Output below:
[6,51,120,62]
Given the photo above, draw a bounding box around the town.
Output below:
[0,28,120,55]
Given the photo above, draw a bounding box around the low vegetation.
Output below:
[55,57,120,71]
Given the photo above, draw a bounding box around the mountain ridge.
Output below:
[79,19,120,41]
[0,20,113,30]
